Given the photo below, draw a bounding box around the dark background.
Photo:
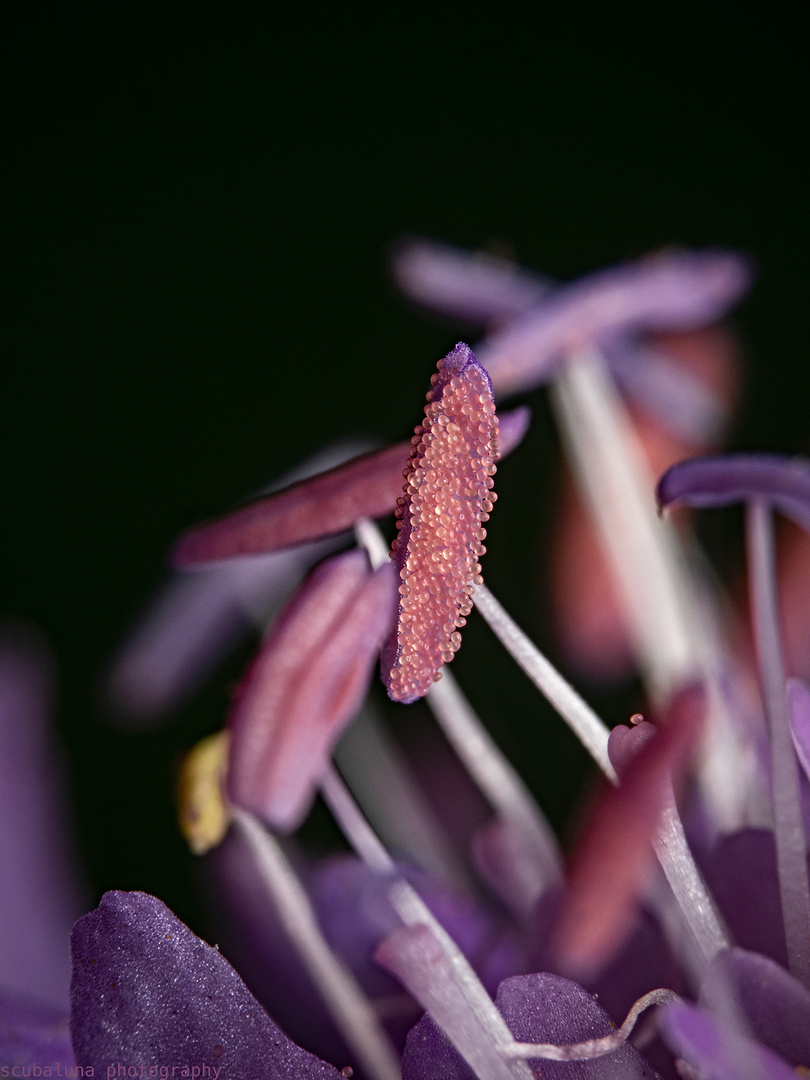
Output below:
[3,5,808,931]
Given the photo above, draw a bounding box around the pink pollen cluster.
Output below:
[384,342,499,703]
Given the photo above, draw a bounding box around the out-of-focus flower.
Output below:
[0,625,84,1070]
[9,241,810,1080]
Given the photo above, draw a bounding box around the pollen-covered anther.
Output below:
[383,343,499,703]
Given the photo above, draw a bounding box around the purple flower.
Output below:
[8,245,810,1080]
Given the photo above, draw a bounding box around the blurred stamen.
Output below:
[319,766,534,1080]
[231,808,402,1080]
[427,670,562,907]
[550,347,700,701]
[747,500,810,987]
[357,517,560,906]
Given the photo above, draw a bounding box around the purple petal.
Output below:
[477,249,751,398]
[657,453,810,531]
[787,678,810,780]
[0,996,74,1070]
[699,948,810,1067]
[555,693,704,980]
[699,829,808,969]
[400,972,660,1079]
[227,550,398,832]
[391,237,552,324]
[659,1002,796,1080]
[70,891,343,1078]
[172,408,529,567]
[310,855,527,1002]
[531,888,684,1080]
[0,626,85,1012]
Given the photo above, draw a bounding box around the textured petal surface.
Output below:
[699,947,810,1067]
[657,453,810,531]
[227,549,398,832]
[70,891,342,1078]
[660,1002,796,1080]
[401,973,660,1079]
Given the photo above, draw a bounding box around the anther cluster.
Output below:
[384,342,499,703]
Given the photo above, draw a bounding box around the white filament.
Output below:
[427,669,562,906]
[472,582,616,779]
[501,987,681,1061]
[473,581,726,966]
[231,809,402,1080]
[550,347,701,702]
[747,500,810,987]
[319,766,534,1080]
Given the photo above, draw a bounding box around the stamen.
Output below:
[176,731,231,855]
[427,669,562,908]
[653,803,729,965]
[549,347,701,702]
[500,988,681,1061]
[334,700,469,887]
[472,582,615,779]
[319,766,534,1080]
[231,808,401,1080]
[473,582,727,968]
[747,500,810,987]
[382,343,500,704]
[357,516,559,905]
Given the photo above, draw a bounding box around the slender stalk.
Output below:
[553,347,752,833]
[652,803,728,964]
[357,515,560,904]
[473,582,616,779]
[550,348,700,702]
[473,581,727,968]
[334,701,470,887]
[427,668,562,906]
[231,808,402,1080]
[319,766,534,1080]
[501,988,680,1061]
[746,500,810,986]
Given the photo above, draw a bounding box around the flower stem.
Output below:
[231,808,402,1080]
[746,500,810,986]
[472,582,616,779]
[427,668,562,906]
[473,582,727,969]
[320,765,535,1080]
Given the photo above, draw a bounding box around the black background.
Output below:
[3,4,808,931]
